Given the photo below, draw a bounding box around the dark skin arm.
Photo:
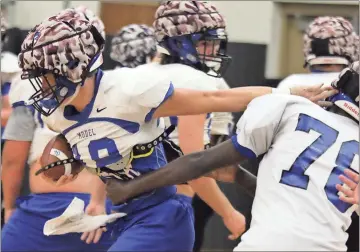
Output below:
[206,164,257,197]
[106,140,251,204]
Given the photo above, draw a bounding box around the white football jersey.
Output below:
[141,62,218,146]
[232,94,358,251]
[43,65,214,179]
[278,72,340,89]
[8,74,57,164]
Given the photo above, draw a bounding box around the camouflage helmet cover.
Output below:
[303,16,359,66]
[110,24,157,68]
[75,6,106,40]
[153,1,226,42]
[18,8,104,83]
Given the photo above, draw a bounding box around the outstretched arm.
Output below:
[153,84,335,119]
[106,139,245,204]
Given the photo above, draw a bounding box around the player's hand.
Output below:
[105,178,132,205]
[222,209,246,240]
[80,202,107,244]
[4,208,15,223]
[40,173,78,186]
[336,169,359,205]
[290,83,338,107]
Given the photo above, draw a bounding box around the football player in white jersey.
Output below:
[1,7,114,251]
[277,16,360,250]
[278,16,358,90]
[106,61,360,251]
[18,3,334,251]
[109,22,244,242]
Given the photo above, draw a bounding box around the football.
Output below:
[37,134,84,182]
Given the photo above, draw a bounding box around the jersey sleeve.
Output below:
[120,66,175,122]
[231,94,290,158]
[8,78,34,107]
[3,106,36,141]
[132,80,174,122]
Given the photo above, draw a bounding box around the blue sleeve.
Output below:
[1,82,11,96]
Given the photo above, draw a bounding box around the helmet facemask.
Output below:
[23,70,82,116]
[326,62,359,121]
[161,28,231,78]
[21,25,104,116]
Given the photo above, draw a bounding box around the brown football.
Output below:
[39,134,84,181]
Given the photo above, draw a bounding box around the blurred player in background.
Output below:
[106,61,359,252]
[1,52,18,149]
[1,10,14,150]
[278,16,358,89]
[1,7,114,251]
[109,21,241,247]
[1,12,15,227]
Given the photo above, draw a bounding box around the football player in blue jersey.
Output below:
[1,7,114,252]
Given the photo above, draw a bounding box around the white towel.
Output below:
[43,197,126,236]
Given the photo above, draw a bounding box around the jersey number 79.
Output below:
[280,113,359,213]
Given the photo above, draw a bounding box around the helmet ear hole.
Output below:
[310,38,330,56]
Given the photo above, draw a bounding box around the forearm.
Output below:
[89,172,107,205]
[2,160,26,209]
[188,177,235,218]
[121,141,244,200]
[212,87,274,113]
[1,108,12,127]
[178,114,236,217]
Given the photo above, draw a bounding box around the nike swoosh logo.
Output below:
[96,107,107,113]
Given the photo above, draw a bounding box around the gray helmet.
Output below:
[110,24,157,68]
